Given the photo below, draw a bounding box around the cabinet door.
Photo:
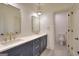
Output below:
[43,35,47,49]
[33,38,40,56]
[1,46,21,56]
[11,41,33,56]
[21,41,33,56]
[8,47,20,56]
[40,38,44,53]
[44,37,47,49]
[40,35,47,54]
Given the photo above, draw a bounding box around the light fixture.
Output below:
[37,12,42,16]
[32,13,38,17]
[32,3,42,17]
[37,3,42,16]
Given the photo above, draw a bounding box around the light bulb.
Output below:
[37,12,42,16]
[32,13,38,17]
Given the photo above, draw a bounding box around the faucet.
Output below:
[0,32,16,44]
[4,32,15,42]
[9,32,12,40]
[9,32,16,40]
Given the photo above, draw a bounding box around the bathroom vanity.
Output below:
[0,4,47,56]
[0,33,47,56]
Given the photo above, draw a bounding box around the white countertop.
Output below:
[0,33,47,52]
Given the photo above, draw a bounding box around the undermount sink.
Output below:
[0,39,23,45]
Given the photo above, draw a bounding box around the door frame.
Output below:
[53,10,69,48]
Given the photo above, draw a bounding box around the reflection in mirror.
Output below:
[0,3,21,36]
[32,16,40,34]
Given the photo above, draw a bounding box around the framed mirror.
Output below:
[32,16,40,34]
[0,3,21,35]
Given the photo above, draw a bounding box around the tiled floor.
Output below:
[41,49,54,56]
[41,42,70,56]
[54,43,70,56]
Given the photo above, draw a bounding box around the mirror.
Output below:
[0,3,21,35]
[32,16,40,34]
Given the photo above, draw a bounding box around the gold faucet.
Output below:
[4,32,14,41]
[9,32,12,40]
[1,32,16,44]
[9,32,15,40]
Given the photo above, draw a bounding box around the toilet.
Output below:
[58,34,66,45]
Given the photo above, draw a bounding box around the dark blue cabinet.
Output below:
[0,45,21,56]
[0,35,47,56]
[8,45,21,56]
[19,41,33,56]
[1,41,33,56]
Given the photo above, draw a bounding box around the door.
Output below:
[72,8,79,55]
[67,11,74,55]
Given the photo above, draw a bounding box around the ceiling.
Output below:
[10,3,75,12]
[21,3,74,12]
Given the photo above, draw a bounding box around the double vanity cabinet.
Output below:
[0,34,47,56]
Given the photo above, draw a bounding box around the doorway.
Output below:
[54,11,69,55]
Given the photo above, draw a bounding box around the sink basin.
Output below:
[0,39,23,45]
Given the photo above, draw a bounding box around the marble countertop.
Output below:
[0,33,47,52]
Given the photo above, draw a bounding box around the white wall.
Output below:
[20,9,33,36]
[47,13,55,49]
[55,12,68,41]
[40,13,55,49]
